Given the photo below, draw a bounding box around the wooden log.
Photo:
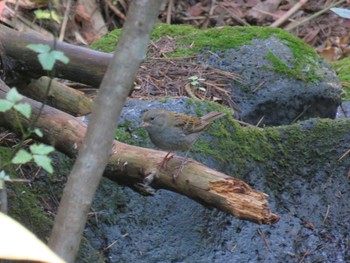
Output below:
[0,82,279,225]
[0,25,111,88]
[24,77,93,116]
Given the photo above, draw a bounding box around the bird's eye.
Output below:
[149,116,155,121]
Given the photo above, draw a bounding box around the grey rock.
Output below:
[198,36,342,125]
[83,99,350,263]
[83,33,346,263]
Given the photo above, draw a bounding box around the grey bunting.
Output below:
[141,109,226,180]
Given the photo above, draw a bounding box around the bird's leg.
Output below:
[158,152,174,169]
[172,149,191,181]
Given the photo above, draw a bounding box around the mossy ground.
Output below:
[0,146,53,241]
[0,146,104,261]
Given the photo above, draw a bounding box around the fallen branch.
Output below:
[26,77,93,116]
[0,82,279,225]
[0,25,111,88]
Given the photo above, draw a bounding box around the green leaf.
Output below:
[13,103,31,118]
[0,170,10,181]
[0,170,6,179]
[50,10,62,24]
[38,52,55,71]
[0,172,4,189]
[34,9,52,20]
[51,51,69,64]
[30,144,55,155]
[6,88,23,103]
[330,7,350,19]
[188,76,198,81]
[27,44,68,71]
[34,9,61,23]
[33,128,43,137]
[12,150,32,164]
[33,155,53,173]
[0,99,13,112]
[38,51,69,71]
[0,170,10,189]
[27,44,51,54]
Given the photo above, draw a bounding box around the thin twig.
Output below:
[7,179,32,183]
[322,205,330,224]
[292,105,311,123]
[106,0,127,21]
[286,0,346,31]
[252,81,266,93]
[103,239,118,251]
[184,83,200,100]
[166,0,173,24]
[256,116,265,127]
[59,0,72,42]
[270,0,308,28]
[339,103,348,118]
[338,148,350,161]
[299,249,312,263]
[234,119,255,127]
[251,8,282,19]
[217,1,250,26]
[258,228,271,251]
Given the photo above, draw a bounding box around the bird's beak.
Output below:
[140,122,149,128]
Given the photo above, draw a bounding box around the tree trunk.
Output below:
[46,0,168,262]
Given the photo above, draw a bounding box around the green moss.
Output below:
[77,238,105,263]
[0,147,53,240]
[89,30,122,52]
[1,146,104,260]
[266,118,349,173]
[181,101,272,173]
[181,100,348,177]
[150,24,198,39]
[115,121,133,143]
[331,58,350,99]
[266,51,319,82]
[8,181,53,240]
[91,24,316,57]
[115,120,149,146]
[192,121,275,176]
[331,57,350,82]
[0,146,11,168]
[90,178,128,225]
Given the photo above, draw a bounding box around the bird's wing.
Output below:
[173,113,208,134]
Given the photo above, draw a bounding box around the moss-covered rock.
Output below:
[87,97,350,262]
[92,24,341,126]
[331,57,350,100]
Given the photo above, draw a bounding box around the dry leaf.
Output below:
[187,3,205,17]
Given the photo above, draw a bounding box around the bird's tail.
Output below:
[201,111,226,122]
